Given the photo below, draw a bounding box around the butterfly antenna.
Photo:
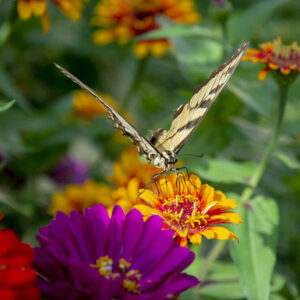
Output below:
[178,153,204,158]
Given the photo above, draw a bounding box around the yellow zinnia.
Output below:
[48,180,115,216]
[135,173,242,247]
[17,0,87,33]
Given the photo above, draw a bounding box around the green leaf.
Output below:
[229,194,279,300]
[199,282,244,299]
[0,65,31,111]
[193,159,257,184]
[0,99,15,112]
[270,295,288,300]
[0,189,24,215]
[228,0,288,43]
[274,151,300,170]
[137,23,220,42]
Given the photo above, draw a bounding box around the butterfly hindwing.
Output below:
[54,64,162,163]
[150,41,248,154]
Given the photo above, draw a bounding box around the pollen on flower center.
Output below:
[135,173,242,247]
[123,269,142,294]
[91,255,113,278]
[91,256,141,294]
[162,195,210,230]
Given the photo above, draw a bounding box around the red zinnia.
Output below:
[0,214,40,300]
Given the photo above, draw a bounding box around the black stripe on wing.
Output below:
[173,41,248,153]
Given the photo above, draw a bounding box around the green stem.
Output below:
[198,84,289,281]
[198,240,226,281]
[240,84,288,203]
[120,57,148,110]
[221,22,228,61]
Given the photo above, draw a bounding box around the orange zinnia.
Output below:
[92,0,200,58]
[135,173,242,247]
[243,37,300,81]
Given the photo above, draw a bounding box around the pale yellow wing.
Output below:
[150,41,248,154]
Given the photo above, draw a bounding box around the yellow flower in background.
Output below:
[243,37,300,81]
[73,90,118,119]
[52,0,87,21]
[17,0,87,33]
[105,147,162,213]
[17,0,47,20]
[108,147,161,187]
[48,147,161,215]
[48,180,115,216]
[135,173,242,247]
[92,0,200,58]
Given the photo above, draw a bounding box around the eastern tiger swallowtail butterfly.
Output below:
[55,41,248,173]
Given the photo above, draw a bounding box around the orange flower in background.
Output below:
[17,0,87,33]
[243,37,300,81]
[92,0,201,58]
[0,215,40,300]
[48,180,115,216]
[135,173,242,247]
[73,90,118,119]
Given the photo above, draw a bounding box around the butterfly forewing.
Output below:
[54,63,162,164]
[151,41,248,154]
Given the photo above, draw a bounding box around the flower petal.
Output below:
[201,226,238,241]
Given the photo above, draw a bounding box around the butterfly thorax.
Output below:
[153,150,177,170]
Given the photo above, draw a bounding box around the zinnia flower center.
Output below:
[161,195,210,232]
[273,38,300,61]
[91,256,141,294]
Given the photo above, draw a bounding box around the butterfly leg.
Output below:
[137,170,166,199]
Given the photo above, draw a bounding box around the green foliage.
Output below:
[0,0,299,299]
[229,195,279,300]
[0,99,15,112]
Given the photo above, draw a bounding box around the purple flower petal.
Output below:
[49,156,89,185]
[34,205,198,299]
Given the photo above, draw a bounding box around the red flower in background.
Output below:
[0,214,40,300]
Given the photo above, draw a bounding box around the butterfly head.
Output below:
[152,150,177,170]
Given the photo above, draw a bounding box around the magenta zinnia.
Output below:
[135,174,242,247]
[34,205,199,299]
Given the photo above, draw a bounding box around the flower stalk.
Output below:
[240,84,288,203]
[199,83,289,281]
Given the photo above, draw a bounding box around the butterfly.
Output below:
[55,41,248,175]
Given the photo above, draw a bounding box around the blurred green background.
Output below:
[0,0,300,299]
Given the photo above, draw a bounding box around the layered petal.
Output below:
[34,205,199,299]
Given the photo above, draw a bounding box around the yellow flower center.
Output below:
[91,255,113,278]
[123,269,142,294]
[272,37,300,62]
[91,256,141,294]
[161,194,210,232]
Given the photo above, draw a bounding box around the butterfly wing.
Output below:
[150,41,248,154]
[55,64,162,163]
